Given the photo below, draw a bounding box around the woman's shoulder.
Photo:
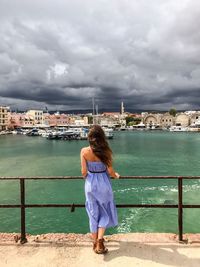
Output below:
[81,146,90,154]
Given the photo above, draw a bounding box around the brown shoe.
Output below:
[92,238,105,251]
[94,239,108,254]
[93,240,97,251]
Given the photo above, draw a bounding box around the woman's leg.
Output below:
[95,227,108,254]
[91,232,98,251]
[91,232,98,241]
[97,227,106,239]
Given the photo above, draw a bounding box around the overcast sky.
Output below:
[0,0,200,112]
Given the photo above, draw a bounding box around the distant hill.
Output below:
[10,108,186,114]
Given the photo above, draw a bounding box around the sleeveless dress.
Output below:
[85,161,118,233]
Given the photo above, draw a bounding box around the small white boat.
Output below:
[127,126,134,131]
[169,126,189,132]
[12,130,18,135]
[133,122,146,130]
[188,119,200,132]
[103,127,114,139]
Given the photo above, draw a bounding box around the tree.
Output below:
[126,117,141,125]
[125,116,134,125]
[169,108,177,117]
[88,116,93,124]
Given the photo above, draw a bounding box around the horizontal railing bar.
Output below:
[0,205,21,208]
[26,204,178,208]
[1,176,200,180]
[1,204,200,208]
[0,176,83,180]
[121,176,200,180]
[182,205,200,208]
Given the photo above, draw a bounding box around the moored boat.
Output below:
[188,119,200,132]
[169,125,189,132]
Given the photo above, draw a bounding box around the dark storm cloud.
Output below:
[0,0,200,111]
[162,87,200,106]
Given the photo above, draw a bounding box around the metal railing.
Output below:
[0,176,200,244]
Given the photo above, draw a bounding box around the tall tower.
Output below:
[121,101,124,115]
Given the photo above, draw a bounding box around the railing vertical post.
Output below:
[178,177,183,241]
[20,178,27,244]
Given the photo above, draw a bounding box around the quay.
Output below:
[0,232,200,267]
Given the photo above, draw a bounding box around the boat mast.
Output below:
[92,97,95,125]
[96,104,98,125]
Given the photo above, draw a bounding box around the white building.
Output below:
[26,110,44,125]
[74,116,88,126]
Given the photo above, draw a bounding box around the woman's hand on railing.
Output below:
[114,172,120,179]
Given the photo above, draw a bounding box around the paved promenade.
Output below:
[0,233,200,267]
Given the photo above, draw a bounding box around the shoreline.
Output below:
[1,232,200,244]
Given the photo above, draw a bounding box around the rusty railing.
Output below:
[0,176,200,244]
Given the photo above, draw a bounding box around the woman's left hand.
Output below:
[115,172,120,179]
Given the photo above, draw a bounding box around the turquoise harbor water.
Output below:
[0,131,200,234]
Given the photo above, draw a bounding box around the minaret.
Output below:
[121,101,124,115]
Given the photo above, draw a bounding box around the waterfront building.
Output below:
[23,115,35,127]
[185,110,198,115]
[8,112,34,129]
[142,112,198,129]
[46,113,72,127]
[175,113,190,127]
[102,112,121,118]
[99,116,118,127]
[0,106,9,131]
[74,116,88,126]
[43,113,51,126]
[143,113,161,127]
[26,110,44,125]
[8,112,23,129]
[189,112,200,126]
[160,113,174,128]
[101,112,125,127]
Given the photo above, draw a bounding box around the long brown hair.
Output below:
[88,125,112,166]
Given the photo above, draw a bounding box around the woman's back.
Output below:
[82,146,101,162]
[81,146,119,178]
[87,161,107,173]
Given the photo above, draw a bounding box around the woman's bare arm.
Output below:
[80,148,88,177]
[107,165,120,179]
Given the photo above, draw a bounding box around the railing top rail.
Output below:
[0,176,200,180]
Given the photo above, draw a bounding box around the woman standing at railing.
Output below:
[80,125,120,254]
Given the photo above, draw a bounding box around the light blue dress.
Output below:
[85,161,118,233]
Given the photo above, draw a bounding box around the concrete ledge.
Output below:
[0,233,200,267]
